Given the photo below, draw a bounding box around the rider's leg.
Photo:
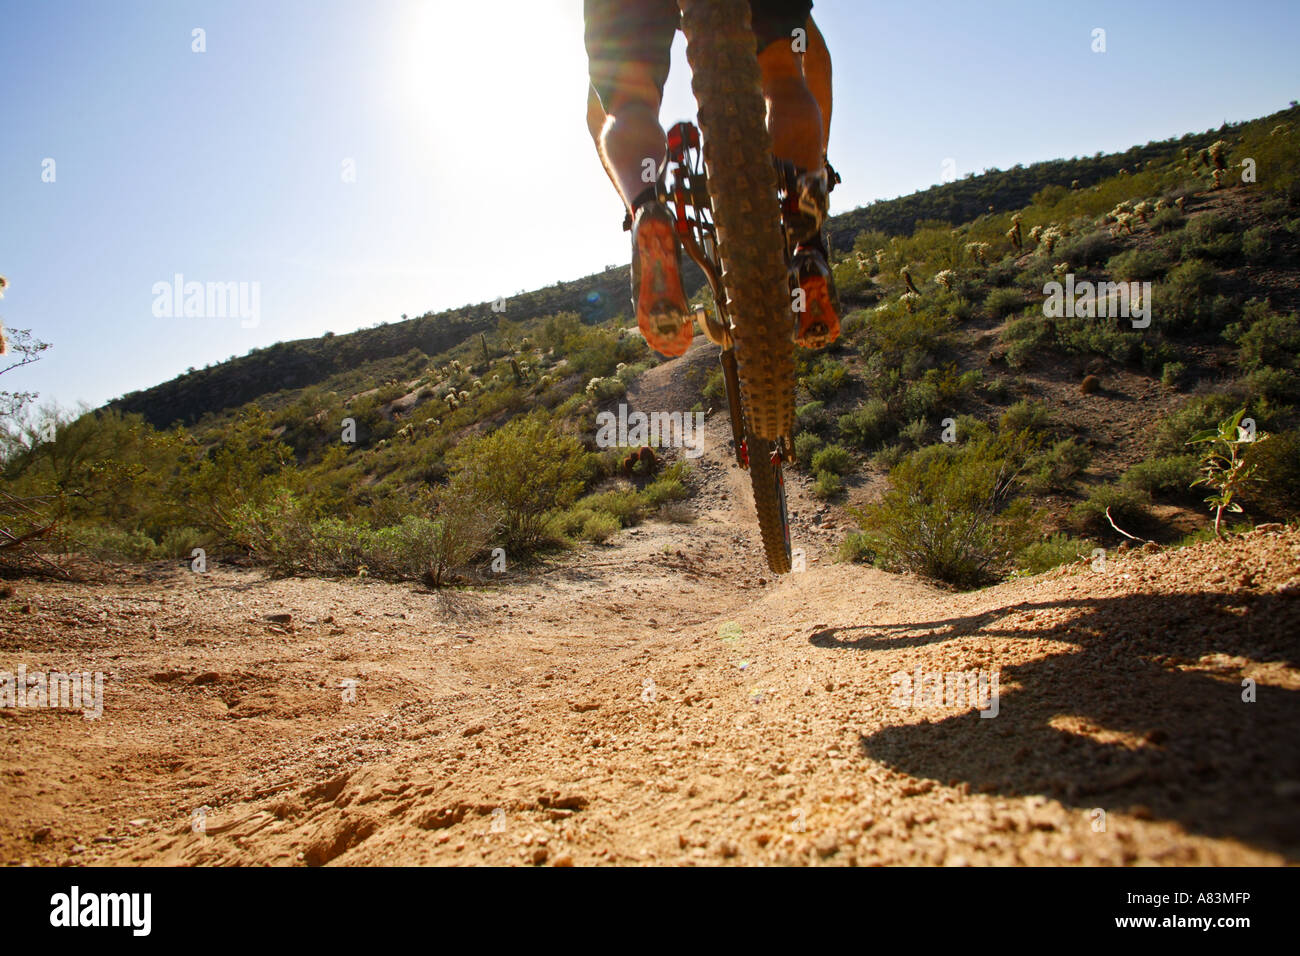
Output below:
[589,67,668,214]
[757,38,823,173]
[801,16,832,158]
[754,11,839,348]
[586,64,693,358]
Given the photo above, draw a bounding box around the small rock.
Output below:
[265,613,292,625]
[552,854,574,867]
[531,846,549,865]
[70,844,86,854]
[462,724,485,737]
[31,827,52,843]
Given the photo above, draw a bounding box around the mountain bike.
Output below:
[658,0,809,573]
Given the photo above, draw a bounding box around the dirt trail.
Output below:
[3,338,1299,866]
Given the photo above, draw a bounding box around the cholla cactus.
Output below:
[1070,179,1080,190]
[1051,261,1069,277]
[1271,124,1292,137]
[1175,196,1186,212]
[899,291,921,313]
[934,269,956,291]
[457,390,469,401]
[537,374,552,388]
[586,377,603,395]
[472,379,484,390]
[450,360,461,371]
[615,362,626,372]
[1134,200,1152,222]
[1207,140,1228,170]
[1006,215,1022,252]
[1039,228,1061,255]
[963,241,991,265]
[873,249,886,264]
[899,265,921,295]
[1212,168,1226,189]
[1113,212,1135,235]
[1028,225,1044,244]
[1118,168,1128,176]
[1153,198,1168,212]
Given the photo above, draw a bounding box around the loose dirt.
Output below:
[3,338,1297,866]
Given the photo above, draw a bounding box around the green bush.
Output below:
[1017,533,1095,575]
[803,358,849,400]
[838,398,892,449]
[1162,361,1186,386]
[811,443,854,476]
[1061,231,1119,268]
[644,475,688,507]
[985,287,1027,320]
[579,487,646,527]
[1157,259,1217,331]
[851,438,1037,587]
[794,431,825,468]
[1121,455,1198,495]
[1002,314,1049,367]
[1150,207,1185,233]
[1242,225,1271,262]
[999,399,1051,434]
[812,471,844,499]
[581,511,621,544]
[795,400,829,433]
[450,415,590,551]
[1070,483,1151,534]
[1024,438,1091,493]
[1105,247,1171,281]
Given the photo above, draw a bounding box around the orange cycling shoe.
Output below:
[629,198,694,358]
[793,240,840,349]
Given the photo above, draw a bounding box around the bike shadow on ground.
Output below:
[813,588,1300,861]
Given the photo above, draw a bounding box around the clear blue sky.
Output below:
[2,0,1297,412]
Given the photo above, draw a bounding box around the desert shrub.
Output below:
[578,487,647,527]
[450,415,589,551]
[1105,247,1171,281]
[837,398,892,449]
[1024,438,1091,493]
[1162,361,1186,386]
[811,443,854,476]
[795,400,829,433]
[901,378,942,420]
[581,511,621,544]
[64,524,161,561]
[999,399,1051,434]
[644,475,688,507]
[803,357,849,400]
[1157,259,1217,331]
[837,530,878,564]
[898,416,930,449]
[1061,231,1118,268]
[1017,533,1095,575]
[871,443,906,470]
[1182,213,1241,261]
[1229,304,1300,373]
[1151,392,1244,455]
[702,367,726,405]
[1070,483,1151,534]
[1150,207,1185,233]
[850,437,1037,587]
[1002,314,1049,367]
[1248,428,1300,517]
[1242,226,1271,262]
[1121,455,1198,495]
[794,431,825,469]
[985,287,1026,320]
[1240,367,1300,403]
[812,471,844,499]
